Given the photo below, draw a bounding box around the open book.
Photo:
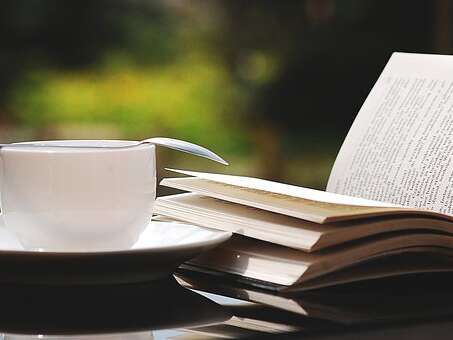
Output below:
[155,52,453,291]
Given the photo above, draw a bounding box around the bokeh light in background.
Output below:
[0,0,451,191]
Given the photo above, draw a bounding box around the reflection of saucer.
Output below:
[0,221,231,284]
[2,332,152,340]
[0,277,231,335]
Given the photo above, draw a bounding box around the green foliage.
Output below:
[9,54,251,154]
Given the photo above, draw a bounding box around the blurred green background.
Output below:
[1,0,451,190]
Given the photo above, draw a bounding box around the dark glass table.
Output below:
[1,270,453,339]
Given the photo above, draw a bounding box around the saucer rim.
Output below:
[0,221,232,256]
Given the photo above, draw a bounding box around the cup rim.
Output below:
[3,140,154,153]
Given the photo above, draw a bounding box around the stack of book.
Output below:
[155,52,453,292]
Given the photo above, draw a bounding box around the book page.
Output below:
[155,192,328,251]
[163,170,453,223]
[166,169,398,208]
[156,193,453,251]
[189,232,453,286]
[327,53,453,215]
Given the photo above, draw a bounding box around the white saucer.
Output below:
[0,221,231,285]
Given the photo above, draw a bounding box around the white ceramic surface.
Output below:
[0,140,156,251]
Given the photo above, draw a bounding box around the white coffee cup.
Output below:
[0,140,156,251]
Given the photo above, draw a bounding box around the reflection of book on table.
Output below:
[176,269,453,325]
[156,52,453,291]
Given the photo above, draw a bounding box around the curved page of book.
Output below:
[156,193,453,252]
[160,173,453,223]
[290,248,453,292]
[328,53,453,216]
[188,233,453,287]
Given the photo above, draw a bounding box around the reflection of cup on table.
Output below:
[2,332,153,340]
[0,140,156,251]
[0,276,231,338]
